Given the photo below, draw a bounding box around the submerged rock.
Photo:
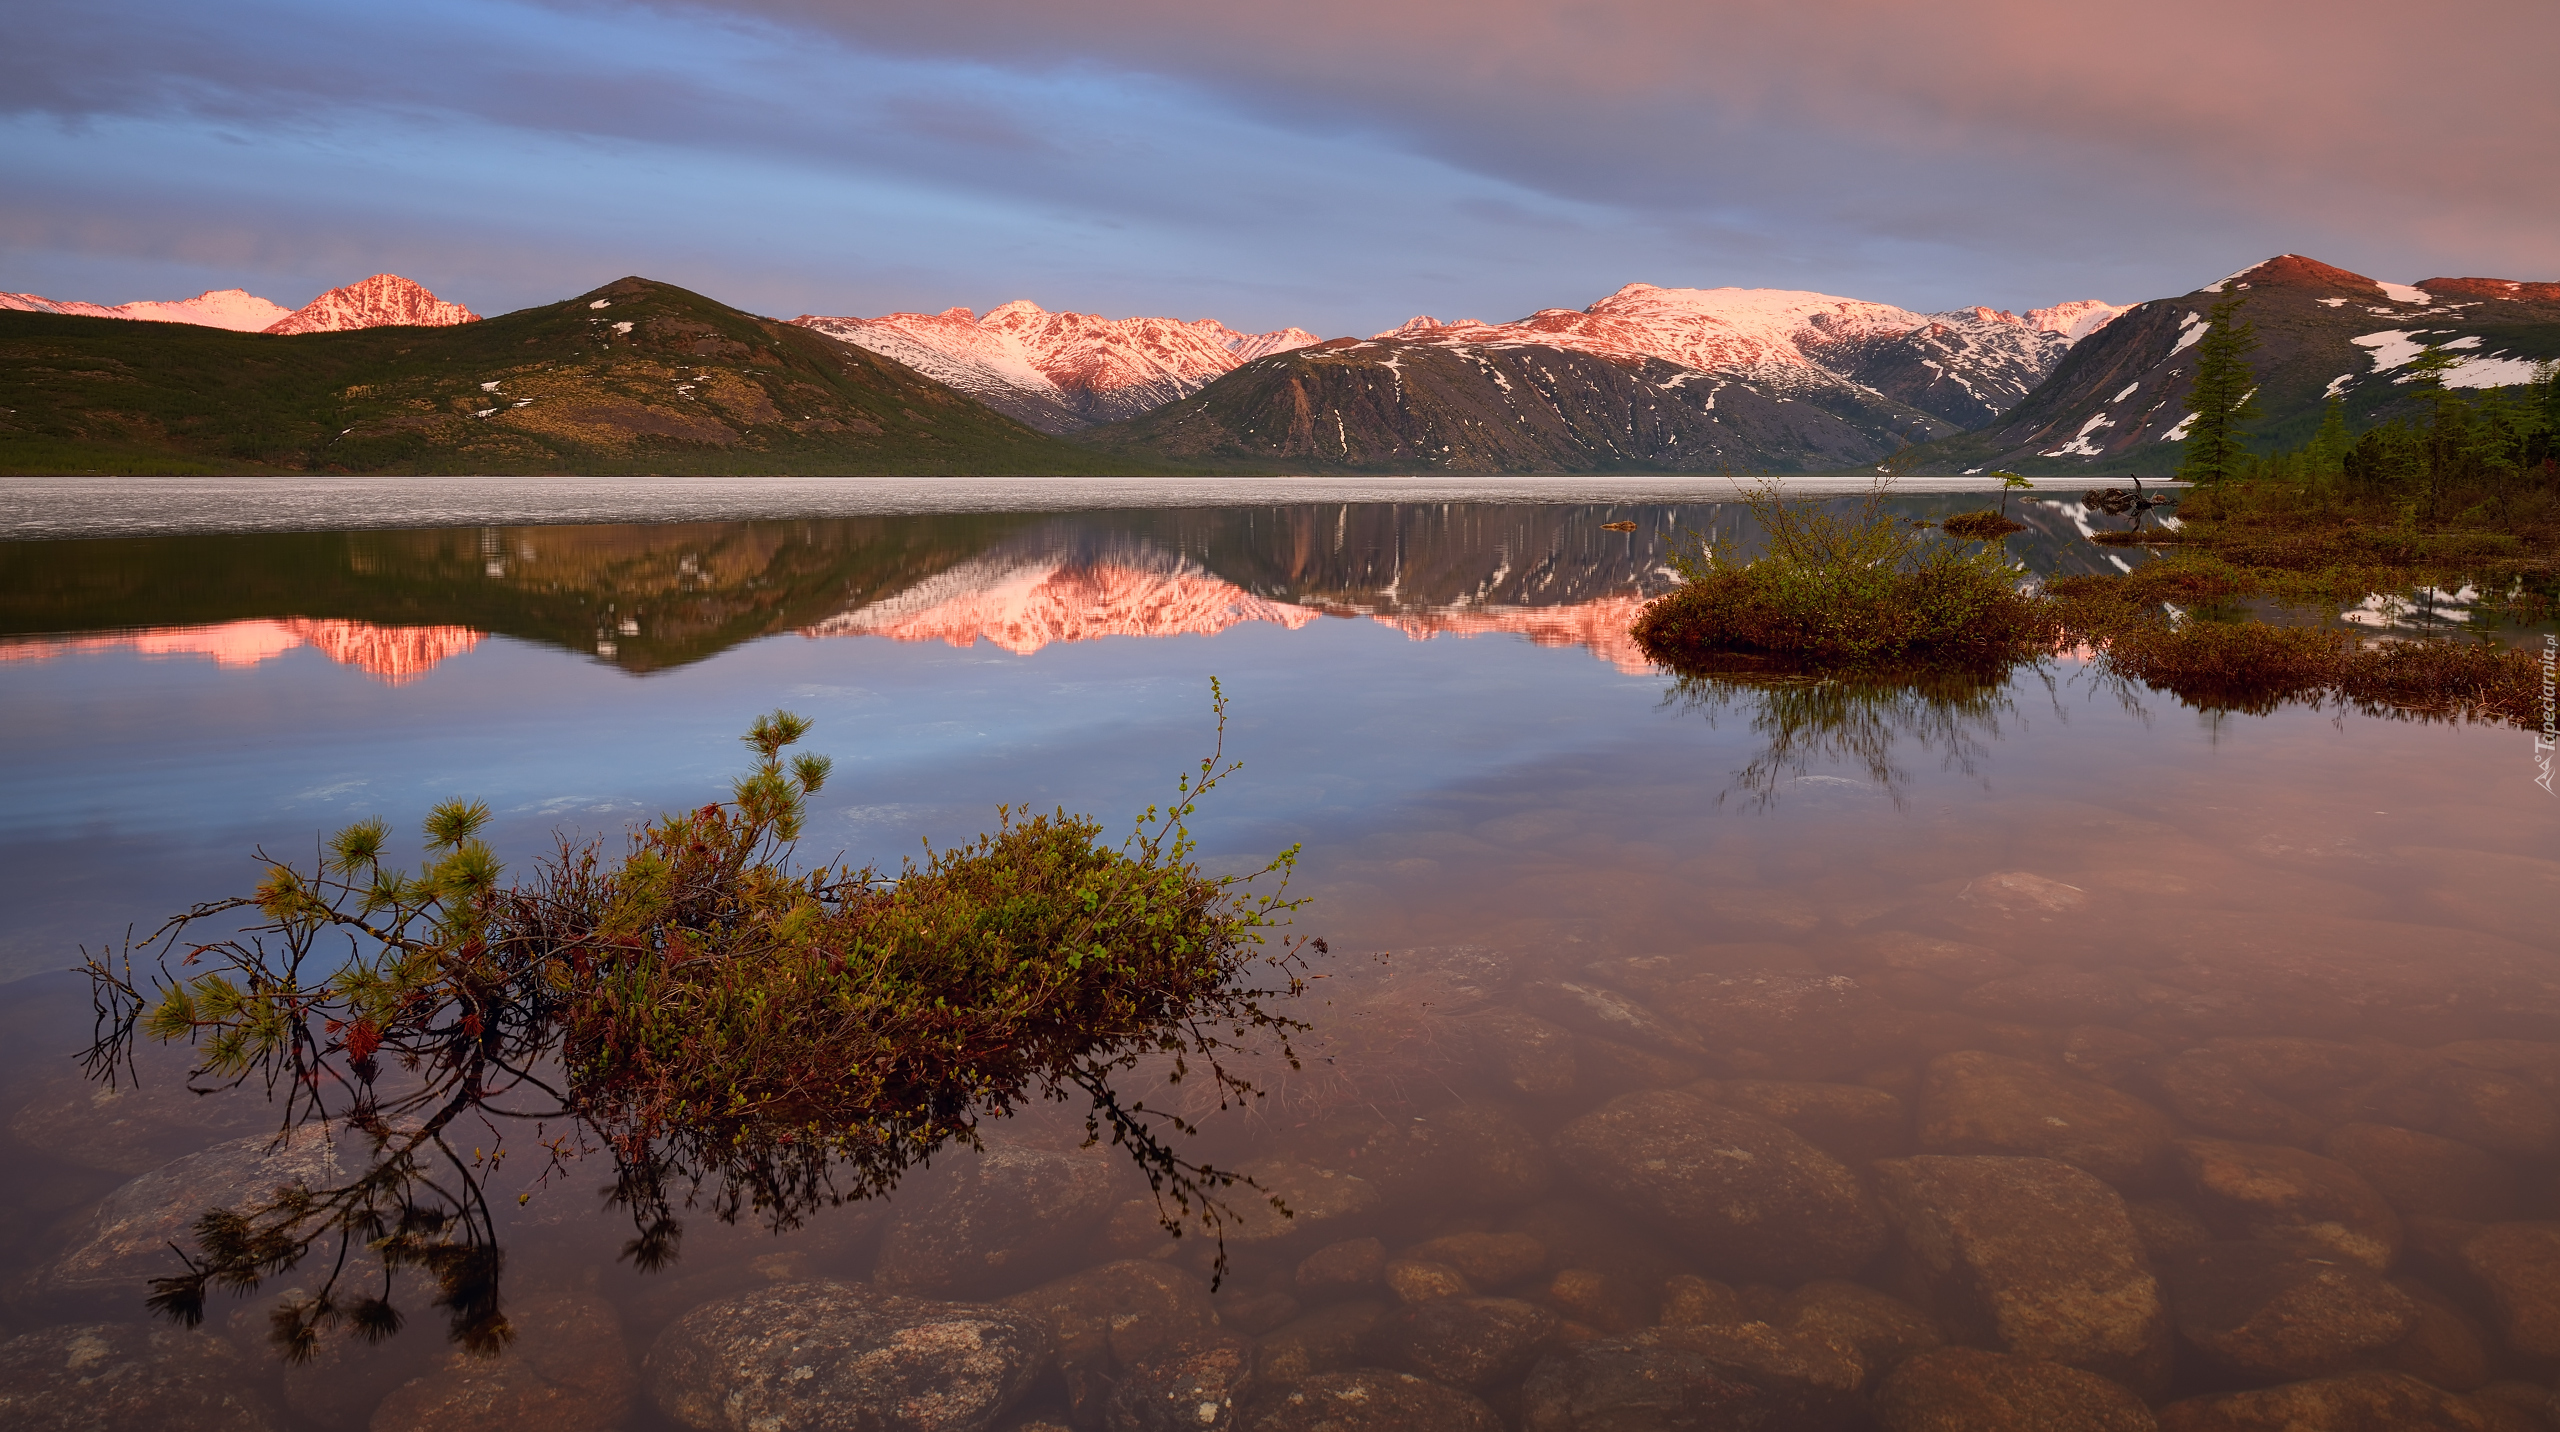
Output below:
[2155,1370,2525,1431]
[1870,1154,2171,1397]
[1525,981,1706,1059]
[1300,1105,1553,1210]
[873,1142,1122,1297]
[643,1280,1048,1432]
[1105,1336,1253,1432]
[2381,1277,2494,1392]
[1553,1089,1885,1283]
[1465,1009,1580,1099]
[2320,1123,2523,1222]
[1542,1268,1653,1335]
[0,1323,281,1432]
[1239,1369,1499,1432]
[1363,1296,1559,1391]
[1872,1346,2158,1432]
[2456,1222,2560,1359]
[1397,1232,1545,1290]
[1002,1260,1219,1427]
[1251,1302,1385,1386]
[1779,1280,1941,1388]
[2151,1049,2327,1146]
[2170,1138,2402,1270]
[1219,1161,1381,1247]
[370,1284,635,1432]
[1657,1274,1748,1328]
[1295,1240,1386,1291]
[2158,1240,2418,1382]
[1916,1051,2174,1186]
[1691,1079,1911,1166]
[1381,1260,1472,1304]
[1958,968,2145,1027]
[1518,1322,1864,1431]
[49,1124,346,1291]
[1664,973,1900,1079]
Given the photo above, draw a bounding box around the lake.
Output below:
[2,477,2555,1432]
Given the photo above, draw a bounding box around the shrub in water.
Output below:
[83,685,1312,1358]
[1630,482,2048,667]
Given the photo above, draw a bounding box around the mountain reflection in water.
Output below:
[0,497,2130,676]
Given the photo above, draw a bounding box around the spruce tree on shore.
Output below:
[2177,293,2261,484]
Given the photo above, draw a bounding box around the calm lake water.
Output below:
[2,478,2555,1432]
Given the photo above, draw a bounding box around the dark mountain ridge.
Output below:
[1909,255,2560,475]
[1076,337,1955,473]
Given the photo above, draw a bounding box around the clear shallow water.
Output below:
[1,488,2555,1431]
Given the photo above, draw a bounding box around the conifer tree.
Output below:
[2175,294,2261,485]
[2311,396,2353,478]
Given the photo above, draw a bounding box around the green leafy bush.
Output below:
[84,687,1311,1358]
[1630,483,2048,666]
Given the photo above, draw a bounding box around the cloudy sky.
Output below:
[5,0,2555,335]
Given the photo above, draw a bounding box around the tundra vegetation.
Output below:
[80,687,1312,1359]
[1632,478,2547,726]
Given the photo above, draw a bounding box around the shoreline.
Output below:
[0,473,2168,541]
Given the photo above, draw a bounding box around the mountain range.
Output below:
[3,255,2551,476]
[1,273,477,336]
[0,277,1135,476]
[794,303,1320,433]
[1912,255,2560,474]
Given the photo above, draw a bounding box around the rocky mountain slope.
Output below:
[263,273,479,334]
[794,301,1320,433]
[0,276,1154,476]
[1380,284,2128,430]
[1076,336,1956,473]
[0,287,295,332]
[1911,255,2560,475]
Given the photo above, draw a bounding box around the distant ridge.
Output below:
[1379,284,2131,430]
[0,287,293,332]
[0,274,477,335]
[795,302,1321,433]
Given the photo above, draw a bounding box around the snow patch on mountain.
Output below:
[2169,311,2209,356]
[2373,281,2432,305]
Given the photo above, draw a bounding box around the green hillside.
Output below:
[0,276,1174,476]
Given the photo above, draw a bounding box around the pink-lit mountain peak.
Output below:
[793,300,1320,431]
[1382,282,2126,373]
[0,287,295,332]
[2,274,478,335]
[264,274,480,334]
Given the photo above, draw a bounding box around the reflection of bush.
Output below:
[1666,659,2022,810]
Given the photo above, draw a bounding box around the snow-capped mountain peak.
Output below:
[0,287,295,332]
[263,274,479,334]
[3,275,477,335]
[793,301,1320,433]
[1372,282,2127,429]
